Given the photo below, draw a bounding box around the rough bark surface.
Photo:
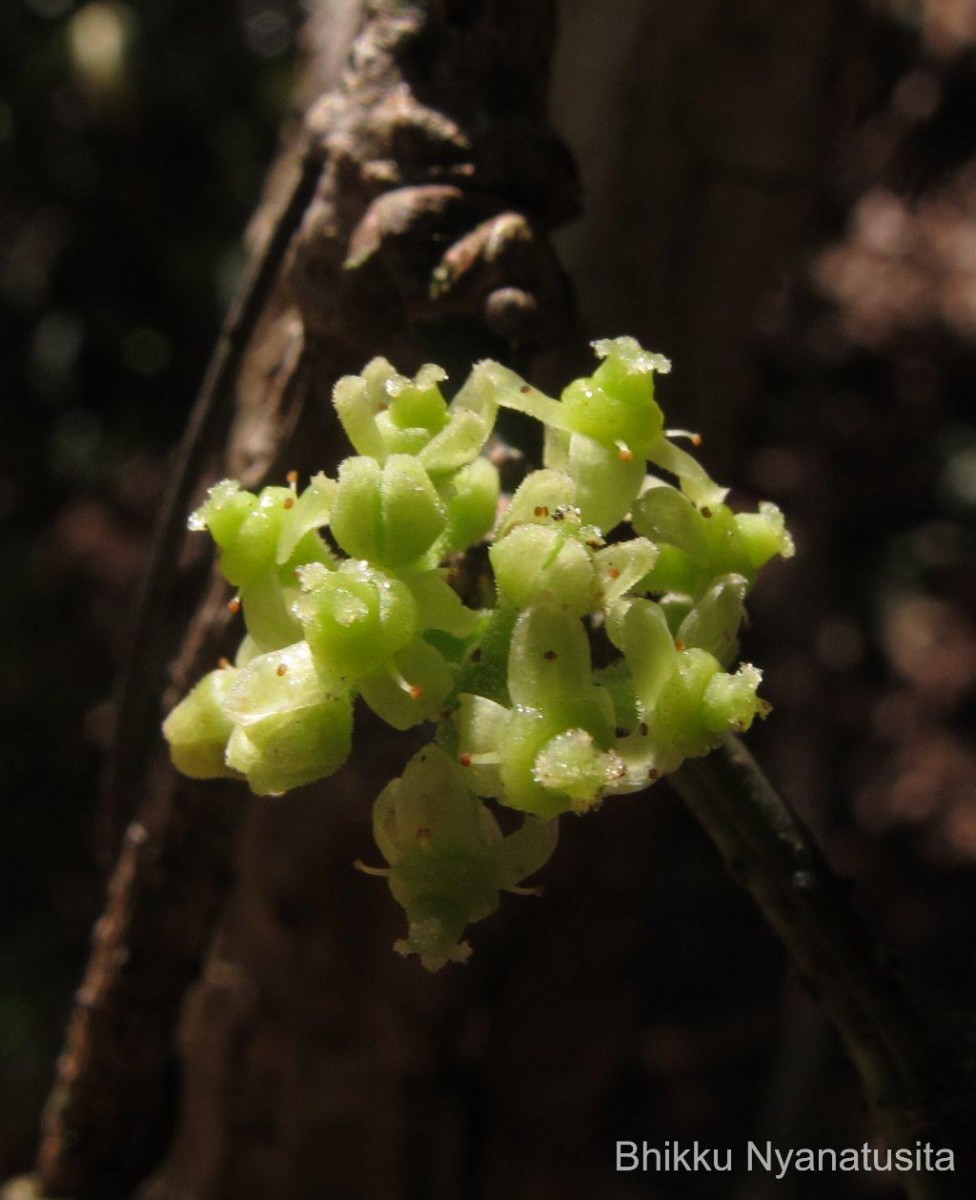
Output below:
[34,3,576,1197]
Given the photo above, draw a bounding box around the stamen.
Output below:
[666,428,703,447]
[461,750,500,766]
[386,660,423,699]
[353,859,390,877]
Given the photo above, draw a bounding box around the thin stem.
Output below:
[672,735,966,1200]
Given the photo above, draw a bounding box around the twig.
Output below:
[672,735,968,1200]
[100,144,326,865]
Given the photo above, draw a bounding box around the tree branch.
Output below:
[673,735,971,1200]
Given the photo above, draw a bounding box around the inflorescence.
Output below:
[164,338,793,969]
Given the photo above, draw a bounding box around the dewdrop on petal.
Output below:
[296,559,418,682]
[532,729,625,812]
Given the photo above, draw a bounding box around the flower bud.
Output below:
[370,747,557,970]
[222,641,352,795]
[297,560,418,682]
[162,666,239,781]
[490,524,597,616]
[331,455,447,568]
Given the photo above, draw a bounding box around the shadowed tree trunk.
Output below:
[31,4,577,1197]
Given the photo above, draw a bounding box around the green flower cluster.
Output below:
[164,338,793,969]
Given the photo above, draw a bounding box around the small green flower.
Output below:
[330,455,447,569]
[222,642,353,796]
[363,747,557,971]
[167,337,793,968]
[457,604,618,817]
[162,666,240,782]
[296,560,418,682]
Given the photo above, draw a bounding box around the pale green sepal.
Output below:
[566,433,646,531]
[240,571,302,652]
[489,524,597,616]
[507,604,596,711]
[439,457,500,553]
[606,598,677,711]
[222,642,352,795]
[478,361,575,433]
[735,501,795,568]
[631,483,711,560]
[645,436,728,509]
[455,693,508,797]
[405,571,479,637]
[495,469,576,539]
[676,573,748,666]
[594,538,659,607]
[163,667,240,781]
[276,475,338,564]
[494,815,558,891]
[358,639,453,730]
[417,409,491,474]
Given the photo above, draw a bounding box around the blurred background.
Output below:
[3,1,976,1196]
[0,0,303,1172]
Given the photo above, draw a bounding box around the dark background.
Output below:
[3,1,976,1196]
[0,0,304,1171]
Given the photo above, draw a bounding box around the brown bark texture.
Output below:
[32,3,577,1197]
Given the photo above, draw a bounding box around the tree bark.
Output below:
[33,4,576,1197]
